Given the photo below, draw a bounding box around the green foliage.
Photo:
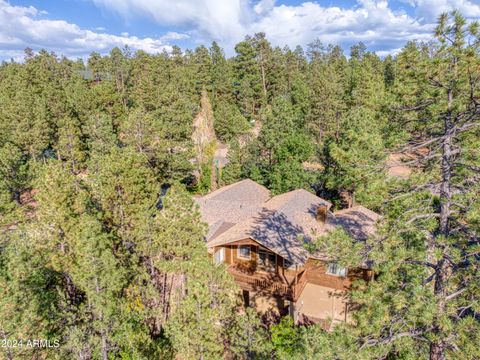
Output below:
[322,107,387,209]
[233,38,264,119]
[0,143,28,223]
[228,308,273,359]
[221,140,244,186]
[197,162,213,194]
[242,97,317,194]
[83,113,117,157]
[213,100,250,142]
[270,316,301,358]
[309,228,364,268]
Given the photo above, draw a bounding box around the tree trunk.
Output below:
[162,272,168,322]
[261,63,267,98]
[430,90,454,360]
[64,272,78,305]
[94,277,109,360]
[101,332,108,360]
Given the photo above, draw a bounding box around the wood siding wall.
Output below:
[214,240,372,292]
[305,259,372,290]
[213,240,373,325]
[219,239,286,274]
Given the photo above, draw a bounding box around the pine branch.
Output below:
[402,259,437,269]
[396,135,444,154]
[405,213,440,225]
[453,163,480,172]
[423,272,437,285]
[428,76,448,89]
[393,99,435,111]
[445,287,467,301]
[386,183,436,202]
[457,120,480,132]
[361,328,429,348]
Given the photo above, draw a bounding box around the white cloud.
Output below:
[254,0,276,15]
[0,0,172,60]
[91,0,445,54]
[246,0,436,53]
[0,49,25,63]
[160,31,190,41]
[1,0,477,61]
[376,48,403,57]
[408,0,480,21]
[92,0,250,45]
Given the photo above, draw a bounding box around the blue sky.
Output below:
[1,0,479,61]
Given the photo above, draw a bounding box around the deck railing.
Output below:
[227,266,312,300]
[228,268,293,299]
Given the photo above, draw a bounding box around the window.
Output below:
[283,259,295,269]
[214,247,225,265]
[327,263,347,277]
[238,245,251,259]
[258,249,276,271]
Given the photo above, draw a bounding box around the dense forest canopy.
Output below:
[0,11,479,360]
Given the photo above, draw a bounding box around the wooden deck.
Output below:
[227,265,308,301]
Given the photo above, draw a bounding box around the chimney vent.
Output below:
[316,204,328,223]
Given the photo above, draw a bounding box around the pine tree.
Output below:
[54,115,86,172]
[309,12,480,360]
[243,97,317,194]
[0,143,28,223]
[192,45,213,92]
[213,100,250,142]
[64,214,131,360]
[209,41,234,104]
[0,162,85,359]
[83,113,118,157]
[233,38,263,120]
[306,43,347,143]
[322,107,387,209]
[227,307,272,359]
[270,316,301,358]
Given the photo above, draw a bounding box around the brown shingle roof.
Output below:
[201,178,270,203]
[331,206,380,241]
[207,189,335,263]
[310,206,380,265]
[195,179,270,229]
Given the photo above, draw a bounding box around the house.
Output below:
[195,179,379,328]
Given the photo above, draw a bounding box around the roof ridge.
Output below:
[200,181,241,201]
[333,205,373,215]
[201,179,269,201]
[265,188,332,210]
